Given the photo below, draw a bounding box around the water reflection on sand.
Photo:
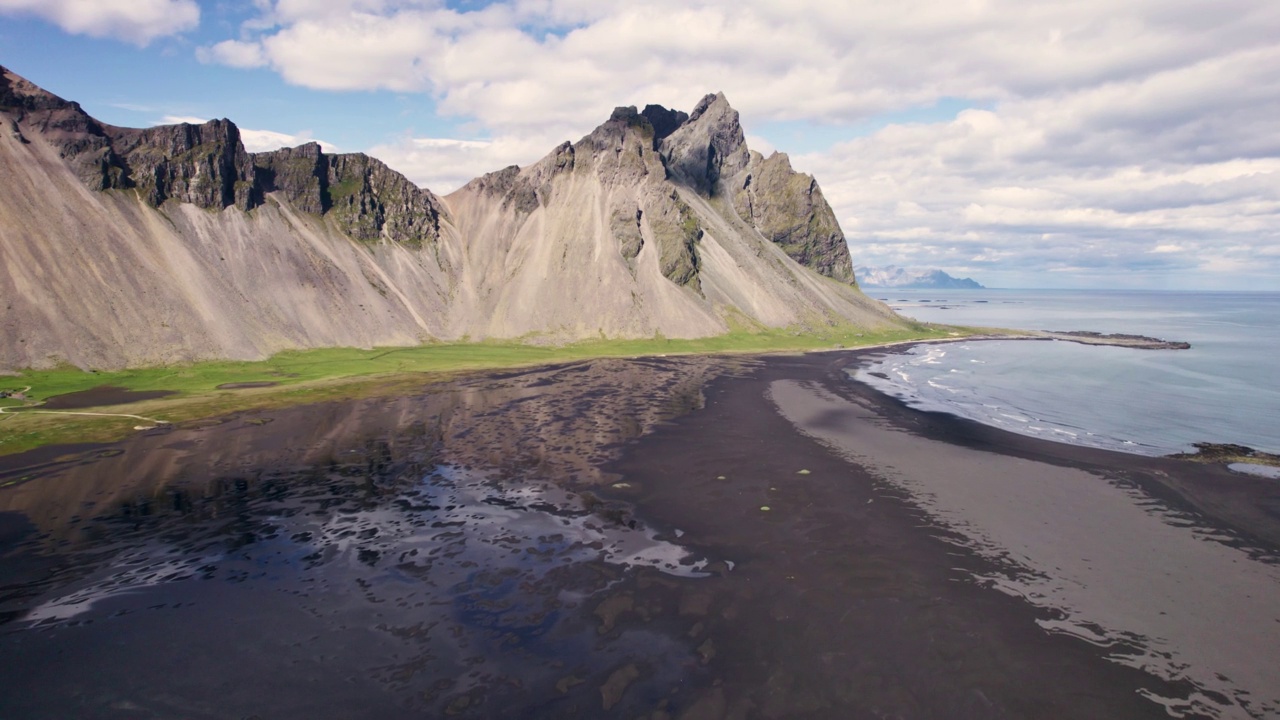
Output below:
[0,358,736,719]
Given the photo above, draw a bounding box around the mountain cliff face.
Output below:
[0,66,900,370]
[253,143,446,248]
[734,151,855,284]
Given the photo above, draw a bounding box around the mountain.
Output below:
[0,66,903,370]
[855,266,985,290]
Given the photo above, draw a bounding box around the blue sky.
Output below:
[2,0,1278,290]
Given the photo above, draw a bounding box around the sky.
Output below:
[1,0,1278,290]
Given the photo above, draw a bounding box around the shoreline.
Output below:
[0,327,1195,459]
[836,345,1280,551]
[0,351,1276,718]
[606,351,1280,717]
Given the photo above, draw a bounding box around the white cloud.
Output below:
[239,128,337,154]
[153,116,335,154]
[159,114,209,125]
[0,0,199,45]
[368,132,565,195]
[791,40,1280,287]
[196,40,267,69]
[193,0,1280,287]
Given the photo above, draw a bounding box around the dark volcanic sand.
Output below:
[0,353,1276,719]
[40,385,175,409]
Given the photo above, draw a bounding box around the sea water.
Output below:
[853,289,1280,455]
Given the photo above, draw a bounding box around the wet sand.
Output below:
[0,351,1277,718]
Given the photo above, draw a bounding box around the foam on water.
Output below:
[857,290,1280,455]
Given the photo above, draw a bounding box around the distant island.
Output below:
[856,265,985,289]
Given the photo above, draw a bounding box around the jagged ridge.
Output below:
[0,67,443,247]
[0,65,902,370]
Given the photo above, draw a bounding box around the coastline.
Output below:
[837,343,1280,550]
[1,349,1276,718]
[0,322,1197,458]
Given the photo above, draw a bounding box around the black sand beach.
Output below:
[1,350,1277,719]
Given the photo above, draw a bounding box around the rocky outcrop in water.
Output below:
[1041,331,1191,350]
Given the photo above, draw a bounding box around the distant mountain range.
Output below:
[0,65,906,370]
[855,266,985,289]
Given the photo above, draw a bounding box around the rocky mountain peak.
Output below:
[656,91,750,195]
[1,65,128,191]
[2,66,444,247]
[687,91,729,122]
[640,104,688,142]
[1,65,67,112]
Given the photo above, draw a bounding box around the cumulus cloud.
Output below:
[155,115,335,154]
[367,133,566,195]
[194,0,1280,287]
[794,41,1280,287]
[239,128,337,153]
[196,39,267,69]
[0,0,199,45]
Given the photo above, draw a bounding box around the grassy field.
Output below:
[0,324,973,456]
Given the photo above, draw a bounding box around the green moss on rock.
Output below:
[611,201,644,261]
[734,152,855,284]
[648,190,702,287]
[253,145,445,248]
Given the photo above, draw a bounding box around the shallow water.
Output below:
[0,359,728,719]
[859,290,1280,455]
[0,459,704,717]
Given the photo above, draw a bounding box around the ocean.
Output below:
[853,289,1280,456]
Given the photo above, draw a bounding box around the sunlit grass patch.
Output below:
[0,323,977,456]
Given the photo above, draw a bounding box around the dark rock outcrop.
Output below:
[1,66,445,246]
[641,104,688,142]
[656,92,751,195]
[108,120,256,211]
[0,65,127,191]
[611,201,644,261]
[321,153,445,248]
[649,189,703,288]
[251,141,326,214]
[734,152,856,285]
[254,146,446,247]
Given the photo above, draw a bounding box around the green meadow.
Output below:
[0,324,973,456]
